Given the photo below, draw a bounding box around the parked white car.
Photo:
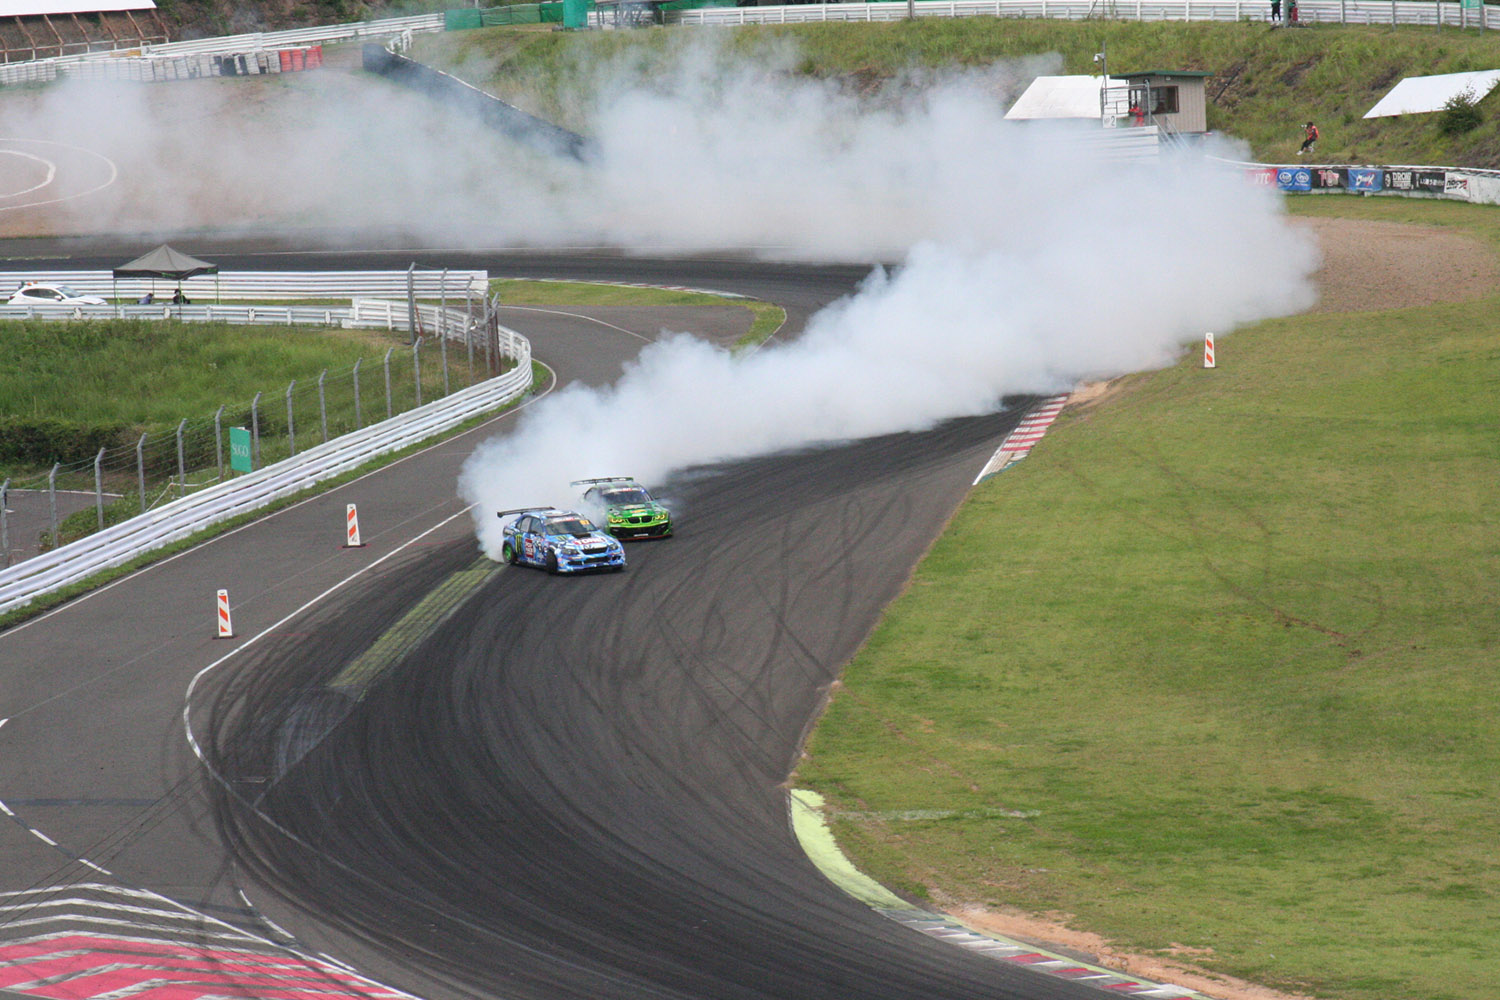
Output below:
[7,282,108,306]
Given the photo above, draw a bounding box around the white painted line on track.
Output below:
[0,139,117,212]
[0,149,57,199]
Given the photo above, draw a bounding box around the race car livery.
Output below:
[498,508,626,574]
[573,477,673,540]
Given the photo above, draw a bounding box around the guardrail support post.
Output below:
[176,418,188,497]
[214,405,225,482]
[286,379,297,457]
[353,357,363,429]
[136,433,148,515]
[48,464,59,550]
[251,391,262,468]
[318,369,329,444]
[1,478,9,569]
[384,347,395,420]
[413,338,423,407]
[440,322,449,397]
[95,448,106,529]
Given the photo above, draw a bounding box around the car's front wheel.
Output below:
[545,550,559,575]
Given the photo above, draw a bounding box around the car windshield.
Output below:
[545,516,595,535]
[601,487,651,505]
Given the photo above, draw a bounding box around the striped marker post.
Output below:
[215,589,233,639]
[1204,332,1216,369]
[344,503,366,548]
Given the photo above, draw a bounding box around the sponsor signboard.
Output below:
[1444,173,1471,196]
[1348,168,1383,192]
[1246,167,1278,187]
[1276,167,1312,192]
[1312,168,1347,190]
[229,426,253,473]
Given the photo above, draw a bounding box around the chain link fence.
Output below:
[1,292,516,565]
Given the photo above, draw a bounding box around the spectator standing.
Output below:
[1271,0,1281,20]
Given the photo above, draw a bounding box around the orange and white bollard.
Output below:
[215,589,234,639]
[1203,332,1216,369]
[344,503,366,548]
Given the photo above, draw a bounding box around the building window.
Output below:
[1129,84,1180,116]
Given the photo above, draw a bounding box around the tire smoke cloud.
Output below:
[459,43,1318,557]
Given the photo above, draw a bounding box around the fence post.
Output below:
[413,338,423,408]
[407,262,417,345]
[48,463,59,550]
[466,285,476,384]
[176,418,187,497]
[214,404,225,482]
[384,347,395,420]
[318,369,328,444]
[251,391,262,467]
[95,447,106,529]
[353,357,363,429]
[440,319,449,396]
[286,379,297,457]
[136,432,148,515]
[1,478,9,568]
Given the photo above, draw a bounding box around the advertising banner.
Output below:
[1444,173,1471,197]
[1415,171,1448,193]
[1246,167,1279,187]
[1348,168,1383,192]
[229,427,253,474]
[1276,166,1312,192]
[1311,168,1347,190]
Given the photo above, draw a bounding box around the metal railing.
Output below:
[0,13,442,87]
[674,0,1494,28]
[0,269,487,302]
[0,339,530,616]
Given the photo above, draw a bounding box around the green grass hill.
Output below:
[411,18,1500,166]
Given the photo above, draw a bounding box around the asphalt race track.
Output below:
[0,242,1097,1000]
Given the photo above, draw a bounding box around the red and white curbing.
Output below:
[344,503,367,548]
[973,394,1070,484]
[214,589,233,639]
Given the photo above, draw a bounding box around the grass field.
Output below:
[793,195,1500,1000]
[413,18,1500,167]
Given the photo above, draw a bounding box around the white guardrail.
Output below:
[0,276,531,617]
[0,270,486,301]
[674,0,1494,28]
[0,13,443,86]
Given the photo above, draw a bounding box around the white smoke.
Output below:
[458,45,1318,557]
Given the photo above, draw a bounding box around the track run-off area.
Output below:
[0,241,1149,1000]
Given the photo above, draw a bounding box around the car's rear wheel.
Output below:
[545,550,559,575]
[502,542,518,565]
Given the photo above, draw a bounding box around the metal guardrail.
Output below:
[0,342,529,616]
[0,13,440,86]
[674,0,1494,27]
[0,270,487,302]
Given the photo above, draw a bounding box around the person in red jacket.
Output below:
[1298,121,1319,155]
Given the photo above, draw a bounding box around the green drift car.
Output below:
[573,477,673,540]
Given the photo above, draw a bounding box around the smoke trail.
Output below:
[458,68,1318,556]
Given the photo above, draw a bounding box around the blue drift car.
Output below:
[498,508,626,574]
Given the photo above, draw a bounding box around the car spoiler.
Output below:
[570,477,635,487]
[496,506,566,519]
